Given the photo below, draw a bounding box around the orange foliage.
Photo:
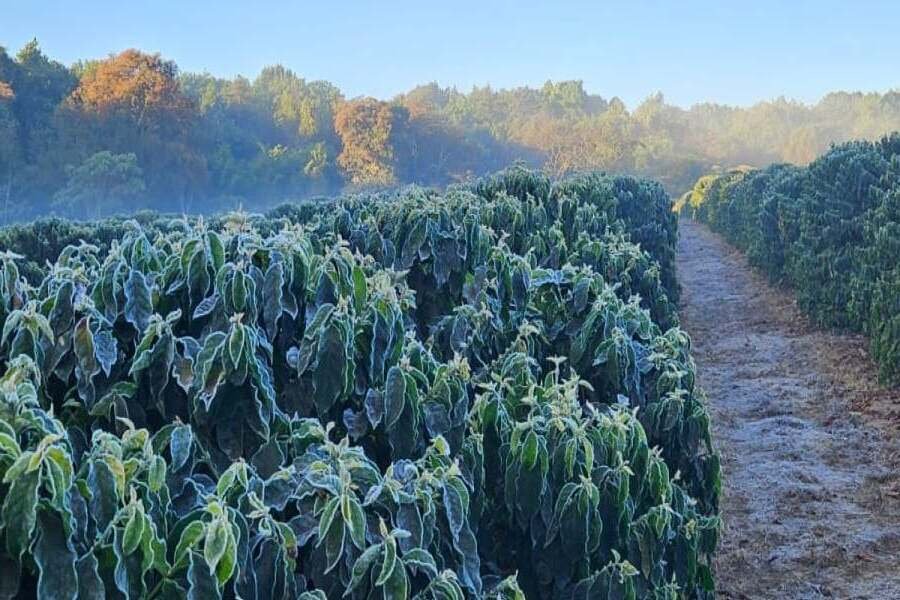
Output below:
[334,98,396,185]
[67,49,190,127]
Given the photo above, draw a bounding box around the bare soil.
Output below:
[676,220,900,599]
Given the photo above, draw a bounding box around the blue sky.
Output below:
[2,0,898,108]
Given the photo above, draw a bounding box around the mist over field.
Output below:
[2,39,900,222]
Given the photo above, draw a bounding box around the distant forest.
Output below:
[3,39,900,221]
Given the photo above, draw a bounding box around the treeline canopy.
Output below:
[3,40,900,221]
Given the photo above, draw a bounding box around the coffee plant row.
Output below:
[0,167,719,599]
[683,133,900,383]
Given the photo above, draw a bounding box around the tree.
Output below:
[0,78,19,222]
[297,80,342,139]
[67,49,189,131]
[397,83,452,118]
[541,80,589,117]
[63,50,204,209]
[334,98,397,186]
[782,126,827,164]
[6,40,76,147]
[0,41,77,209]
[53,151,146,219]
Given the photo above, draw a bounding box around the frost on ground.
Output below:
[677,220,900,600]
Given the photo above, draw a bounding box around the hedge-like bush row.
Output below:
[684,133,900,382]
[0,168,718,599]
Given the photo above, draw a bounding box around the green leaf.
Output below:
[317,496,340,545]
[369,307,393,384]
[345,544,381,597]
[381,556,408,600]
[174,521,206,569]
[521,430,539,470]
[170,424,192,471]
[276,521,297,554]
[400,216,427,269]
[147,526,169,577]
[148,456,166,493]
[323,510,346,574]
[87,460,118,532]
[313,321,349,416]
[342,494,367,550]
[124,269,153,332]
[188,551,222,600]
[351,264,367,313]
[263,261,284,340]
[402,547,437,578]
[92,381,138,417]
[1,468,39,557]
[384,366,406,429]
[181,239,201,275]
[44,447,72,509]
[365,389,384,428]
[73,316,97,375]
[214,524,237,586]
[376,534,397,586]
[93,330,118,377]
[193,294,219,320]
[122,508,145,556]
[215,467,236,498]
[187,247,211,302]
[207,232,225,273]
[0,433,20,459]
[1,311,21,348]
[34,510,78,600]
[228,324,245,369]
[3,451,31,483]
[204,517,230,576]
[75,552,105,600]
[442,482,465,541]
[231,271,248,312]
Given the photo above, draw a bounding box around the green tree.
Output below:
[0,79,19,222]
[0,41,76,210]
[53,151,146,219]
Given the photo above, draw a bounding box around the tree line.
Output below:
[2,39,900,221]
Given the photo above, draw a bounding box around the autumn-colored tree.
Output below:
[334,98,397,186]
[67,49,190,131]
[5,42,900,218]
[782,126,826,164]
[62,49,205,209]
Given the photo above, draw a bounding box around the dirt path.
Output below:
[676,220,900,599]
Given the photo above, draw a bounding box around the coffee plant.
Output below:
[0,167,719,599]
[684,132,900,383]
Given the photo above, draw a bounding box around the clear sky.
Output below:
[2,0,898,108]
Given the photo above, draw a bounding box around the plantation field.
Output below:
[7,4,900,599]
[681,133,900,383]
[0,168,720,599]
